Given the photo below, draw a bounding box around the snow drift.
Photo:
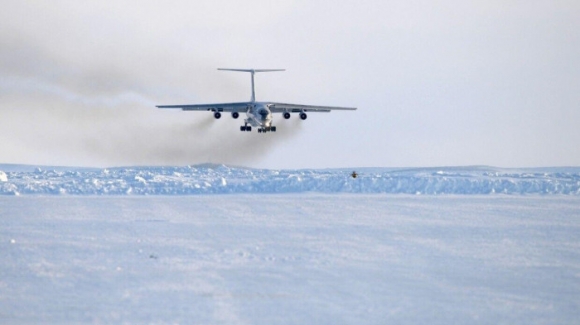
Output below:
[1,165,579,195]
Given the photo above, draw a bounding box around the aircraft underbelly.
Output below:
[246,111,272,127]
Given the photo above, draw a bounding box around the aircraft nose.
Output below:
[259,109,269,117]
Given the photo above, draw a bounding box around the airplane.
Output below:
[156,69,357,133]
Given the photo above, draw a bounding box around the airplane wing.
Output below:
[268,102,357,113]
[156,102,251,112]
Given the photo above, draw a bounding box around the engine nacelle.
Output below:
[283,112,291,119]
[300,112,307,120]
[214,112,222,119]
[232,112,239,119]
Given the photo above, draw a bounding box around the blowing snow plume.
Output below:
[0,83,303,167]
[0,48,304,167]
[87,107,304,166]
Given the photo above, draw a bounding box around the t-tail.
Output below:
[218,68,285,102]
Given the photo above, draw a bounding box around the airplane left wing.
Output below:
[269,102,357,113]
[156,102,251,112]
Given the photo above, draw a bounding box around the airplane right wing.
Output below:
[269,102,357,113]
[156,102,252,112]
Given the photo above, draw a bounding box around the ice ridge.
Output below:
[1,165,579,195]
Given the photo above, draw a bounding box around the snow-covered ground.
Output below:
[1,195,580,324]
[1,165,580,324]
[1,164,580,195]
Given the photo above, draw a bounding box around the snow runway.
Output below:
[1,195,580,324]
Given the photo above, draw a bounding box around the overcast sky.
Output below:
[1,0,579,169]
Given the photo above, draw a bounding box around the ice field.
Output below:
[1,165,580,195]
[2,195,580,324]
[1,166,580,324]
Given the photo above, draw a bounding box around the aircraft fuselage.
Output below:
[245,102,273,128]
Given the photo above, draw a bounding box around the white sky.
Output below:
[1,0,579,168]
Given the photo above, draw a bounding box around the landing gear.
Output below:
[257,126,276,133]
[242,123,276,133]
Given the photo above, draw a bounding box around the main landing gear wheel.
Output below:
[241,125,252,132]
[255,126,276,133]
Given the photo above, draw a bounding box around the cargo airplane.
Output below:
[156,69,357,133]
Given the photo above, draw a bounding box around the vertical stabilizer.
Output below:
[218,68,285,102]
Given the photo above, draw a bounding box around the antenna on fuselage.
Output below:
[218,68,285,102]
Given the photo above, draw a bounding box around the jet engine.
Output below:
[300,112,307,120]
[214,112,221,119]
[283,112,291,119]
[232,112,239,119]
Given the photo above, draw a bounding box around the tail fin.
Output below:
[218,68,285,102]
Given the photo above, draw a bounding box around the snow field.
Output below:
[1,165,580,195]
[1,195,579,324]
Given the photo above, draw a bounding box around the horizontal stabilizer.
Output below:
[218,68,285,73]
